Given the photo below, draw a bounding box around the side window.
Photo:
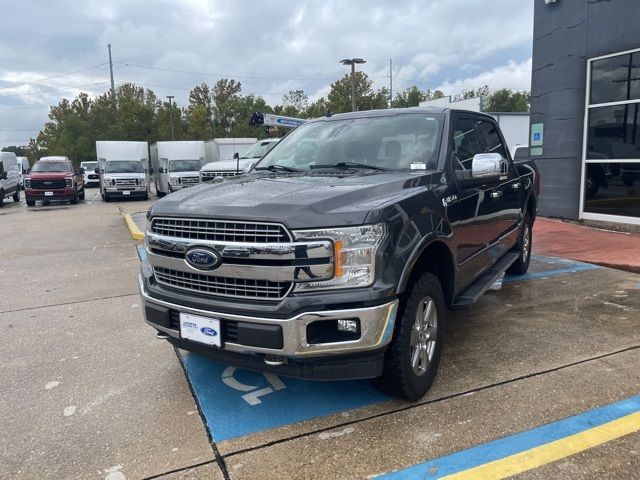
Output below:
[451,117,485,171]
[475,120,507,158]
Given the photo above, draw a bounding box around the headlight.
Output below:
[25,178,31,188]
[140,177,147,186]
[292,223,386,291]
[65,178,73,188]
[169,176,179,185]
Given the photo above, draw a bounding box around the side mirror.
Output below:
[94,168,99,174]
[158,167,165,174]
[22,168,28,174]
[471,153,504,179]
[233,152,240,160]
[149,168,155,174]
[79,168,85,174]
[0,172,7,180]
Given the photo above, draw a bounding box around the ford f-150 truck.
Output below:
[139,107,538,400]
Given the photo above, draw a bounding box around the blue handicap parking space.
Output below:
[504,254,600,284]
[182,354,391,441]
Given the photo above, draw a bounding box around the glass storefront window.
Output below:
[590,52,640,105]
[584,162,640,218]
[587,103,640,159]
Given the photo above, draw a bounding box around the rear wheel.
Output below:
[507,213,532,275]
[376,272,445,401]
[13,187,20,202]
[26,200,35,207]
[0,190,4,207]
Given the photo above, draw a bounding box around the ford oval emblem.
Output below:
[185,247,222,271]
[200,327,218,337]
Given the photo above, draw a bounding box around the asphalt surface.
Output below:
[0,189,638,479]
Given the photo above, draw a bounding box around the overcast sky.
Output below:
[0,0,533,148]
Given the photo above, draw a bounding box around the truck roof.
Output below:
[306,106,496,122]
[39,156,70,162]
[206,138,257,145]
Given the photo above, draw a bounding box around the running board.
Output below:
[450,253,519,310]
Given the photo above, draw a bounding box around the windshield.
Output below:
[255,113,443,171]
[168,159,203,172]
[81,162,98,169]
[105,160,144,173]
[32,161,72,173]
[240,140,278,159]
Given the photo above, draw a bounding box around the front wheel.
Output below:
[26,199,35,207]
[507,213,532,275]
[79,188,85,200]
[13,188,20,202]
[70,188,79,204]
[376,272,445,401]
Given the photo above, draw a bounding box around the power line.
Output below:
[0,105,50,110]
[0,129,39,131]
[0,63,109,91]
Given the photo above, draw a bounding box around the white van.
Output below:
[150,141,205,197]
[200,138,279,181]
[16,156,30,189]
[0,151,20,206]
[80,161,100,187]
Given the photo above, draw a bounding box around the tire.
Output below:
[585,176,599,199]
[0,190,4,208]
[79,188,85,200]
[376,272,445,401]
[506,213,533,275]
[104,193,110,202]
[13,187,20,202]
[71,188,79,204]
[26,200,35,207]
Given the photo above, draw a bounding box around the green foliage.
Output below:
[484,88,530,112]
[1,145,28,156]
[26,72,530,165]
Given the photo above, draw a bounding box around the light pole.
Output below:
[340,58,366,111]
[166,95,175,140]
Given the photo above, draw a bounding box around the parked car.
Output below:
[200,138,280,181]
[140,107,539,401]
[81,161,100,187]
[0,151,20,207]
[24,156,85,206]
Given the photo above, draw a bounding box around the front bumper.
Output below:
[139,274,398,378]
[25,188,75,200]
[105,187,147,198]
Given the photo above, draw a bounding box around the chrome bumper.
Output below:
[139,274,398,357]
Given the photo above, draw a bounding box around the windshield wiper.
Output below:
[311,162,388,171]
[255,164,303,173]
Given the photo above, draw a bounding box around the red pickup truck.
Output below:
[24,156,85,206]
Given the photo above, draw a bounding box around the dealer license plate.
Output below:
[122,190,130,195]
[179,313,222,347]
[44,191,53,197]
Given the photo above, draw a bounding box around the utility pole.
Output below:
[107,43,115,96]
[340,58,366,112]
[389,58,393,108]
[166,96,175,140]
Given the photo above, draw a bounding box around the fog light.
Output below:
[337,319,358,333]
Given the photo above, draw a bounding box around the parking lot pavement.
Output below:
[0,193,223,480]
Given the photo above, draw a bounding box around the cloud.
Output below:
[0,0,533,147]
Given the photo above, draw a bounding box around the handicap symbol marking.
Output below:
[221,366,286,406]
[182,353,391,441]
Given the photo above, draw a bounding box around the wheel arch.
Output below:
[396,238,456,308]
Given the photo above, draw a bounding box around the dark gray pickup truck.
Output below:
[139,107,539,400]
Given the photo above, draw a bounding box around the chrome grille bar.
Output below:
[151,217,290,243]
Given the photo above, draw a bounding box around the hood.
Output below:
[150,171,437,229]
[28,171,74,179]
[201,159,256,172]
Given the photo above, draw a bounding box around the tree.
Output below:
[305,97,329,118]
[392,86,445,108]
[485,88,530,112]
[211,79,243,135]
[185,84,214,140]
[327,72,389,113]
[281,90,308,116]
[2,145,28,156]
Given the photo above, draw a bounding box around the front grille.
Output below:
[115,178,138,186]
[201,171,239,181]
[155,267,291,300]
[181,176,200,185]
[169,310,239,342]
[88,174,99,179]
[151,217,290,243]
[30,179,67,189]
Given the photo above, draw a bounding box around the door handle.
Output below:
[512,182,521,190]
[490,191,503,199]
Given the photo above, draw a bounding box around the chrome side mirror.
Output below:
[471,153,506,179]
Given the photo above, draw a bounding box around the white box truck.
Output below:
[150,141,205,197]
[204,138,256,164]
[16,156,30,189]
[200,138,280,182]
[95,141,150,202]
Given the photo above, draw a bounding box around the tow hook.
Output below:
[264,355,287,366]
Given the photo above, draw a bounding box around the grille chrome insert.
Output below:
[151,217,290,243]
[154,267,291,301]
[201,171,239,181]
